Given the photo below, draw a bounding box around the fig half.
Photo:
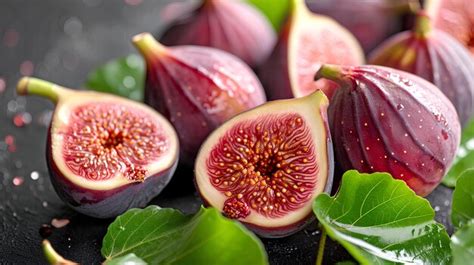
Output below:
[259,0,364,100]
[160,0,276,68]
[316,64,461,196]
[17,77,179,218]
[369,11,474,126]
[195,91,333,237]
[133,33,266,165]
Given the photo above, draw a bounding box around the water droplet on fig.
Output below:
[396,104,405,111]
[441,129,449,140]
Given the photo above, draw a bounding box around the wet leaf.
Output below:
[451,169,474,229]
[102,206,268,265]
[85,54,144,101]
[313,170,452,265]
[451,221,474,265]
[105,254,147,265]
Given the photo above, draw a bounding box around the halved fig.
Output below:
[426,0,474,56]
[133,33,266,165]
[195,91,333,237]
[159,0,276,68]
[316,64,461,196]
[369,11,474,126]
[259,0,364,100]
[17,77,179,218]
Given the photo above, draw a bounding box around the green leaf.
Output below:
[313,170,452,265]
[105,254,147,265]
[85,54,145,101]
[443,118,474,187]
[102,206,268,265]
[451,169,474,229]
[247,0,289,31]
[451,221,474,265]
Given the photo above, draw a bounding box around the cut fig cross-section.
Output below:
[17,77,179,218]
[195,91,333,238]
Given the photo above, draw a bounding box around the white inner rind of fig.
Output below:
[195,92,330,228]
[51,92,179,190]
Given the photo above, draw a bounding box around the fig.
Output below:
[315,64,461,196]
[259,0,364,101]
[194,91,333,237]
[133,33,266,165]
[427,0,474,56]
[16,77,179,218]
[306,0,420,53]
[159,0,276,68]
[369,12,474,126]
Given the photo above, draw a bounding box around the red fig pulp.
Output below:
[195,91,333,237]
[316,65,461,196]
[133,33,266,165]
[259,0,364,101]
[17,77,179,218]
[159,0,276,68]
[307,0,419,53]
[369,12,474,126]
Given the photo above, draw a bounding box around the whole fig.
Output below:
[133,33,267,165]
[369,12,474,125]
[315,64,461,196]
[160,0,276,68]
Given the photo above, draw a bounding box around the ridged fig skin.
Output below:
[160,0,276,68]
[47,135,178,218]
[369,19,474,126]
[258,0,364,101]
[138,35,267,165]
[306,0,419,53]
[321,65,461,196]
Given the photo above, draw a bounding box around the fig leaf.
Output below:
[105,254,147,265]
[451,221,474,265]
[247,0,289,31]
[313,170,452,265]
[451,169,474,229]
[85,54,144,101]
[102,206,268,265]
[443,118,474,187]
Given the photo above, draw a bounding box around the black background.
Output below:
[0,0,454,264]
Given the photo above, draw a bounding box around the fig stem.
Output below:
[289,0,307,14]
[314,64,347,85]
[16,77,67,103]
[42,240,78,265]
[414,11,432,38]
[132,32,168,59]
[315,227,327,265]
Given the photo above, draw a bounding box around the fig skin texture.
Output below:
[133,33,267,165]
[195,91,334,238]
[426,0,474,56]
[369,12,474,126]
[258,0,364,101]
[17,77,179,218]
[306,0,420,53]
[316,64,461,196]
[159,0,276,68]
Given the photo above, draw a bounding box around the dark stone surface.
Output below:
[0,1,453,264]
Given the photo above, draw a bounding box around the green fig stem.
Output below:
[290,0,308,15]
[42,240,78,265]
[315,226,327,265]
[16,77,69,103]
[414,11,432,38]
[314,64,345,83]
[132,32,168,59]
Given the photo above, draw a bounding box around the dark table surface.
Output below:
[0,1,455,264]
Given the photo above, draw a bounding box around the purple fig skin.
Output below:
[159,0,276,68]
[307,0,419,53]
[134,33,267,165]
[316,64,461,196]
[47,134,178,218]
[369,13,474,126]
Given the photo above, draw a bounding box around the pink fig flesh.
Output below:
[133,33,267,165]
[369,12,474,126]
[316,64,461,196]
[17,77,179,218]
[259,0,364,101]
[159,0,276,68]
[195,91,333,237]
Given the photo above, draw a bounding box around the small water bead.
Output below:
[12,177,24,186]
[30,171,40,180]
